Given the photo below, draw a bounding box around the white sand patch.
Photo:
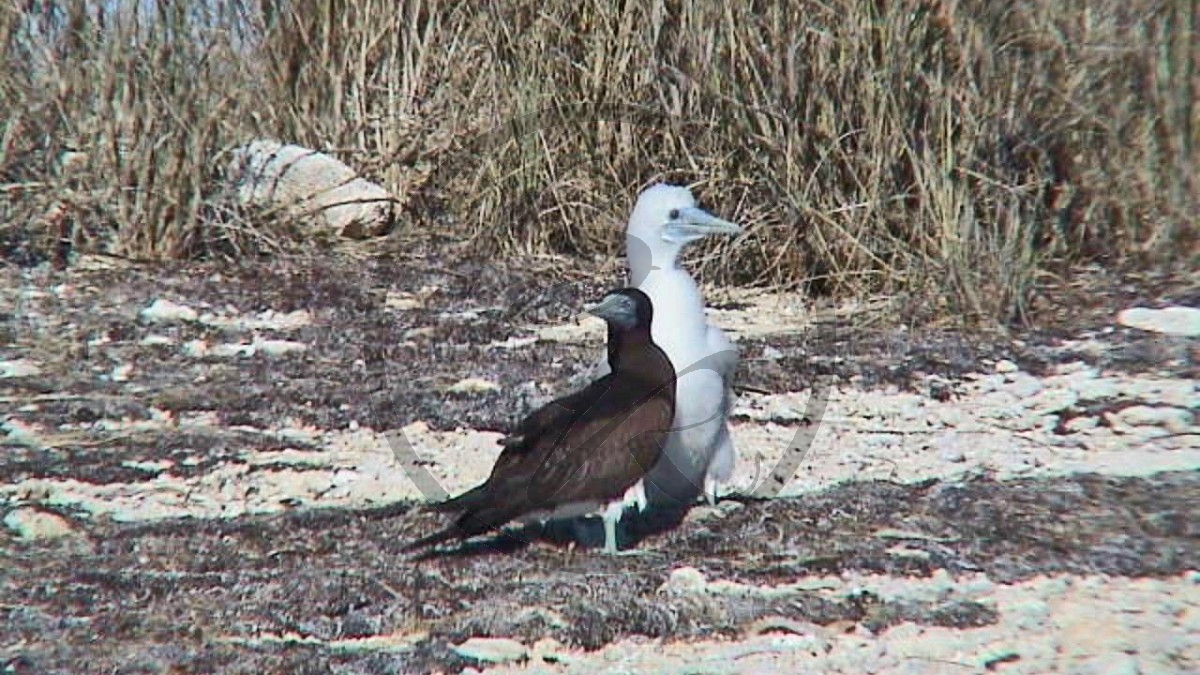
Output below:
[217,629,427,654]
[198,308,313,332]
[474,570,1200,674]
[533,314,606,344]
[0,420,506,522]
[1,358,1193,523]
[140,298,199,324]
[384,286,440,311]
[722,363,1197,498]
[0,358,43,378]
[141,298,312,333]
[182,336,308,358]
[704,289,817,339]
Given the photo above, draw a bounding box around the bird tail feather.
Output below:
[403,491,524,553]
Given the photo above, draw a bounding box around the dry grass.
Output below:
[1,0,1195,326]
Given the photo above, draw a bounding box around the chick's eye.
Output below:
[668,208,680,219]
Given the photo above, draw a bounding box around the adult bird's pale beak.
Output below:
[663,207,742,244]
[585,293,638,328]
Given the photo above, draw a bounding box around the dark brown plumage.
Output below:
[405,288,676,554]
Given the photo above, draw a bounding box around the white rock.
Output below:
[4,507,74,540]
[451,637,529,664]
[140,298,199,324]
[0,359,41,378]
[1063,415,1100,433]
[659,566,708,595]
[210,343,256,358]
[972,374,1001,393]
[2,419,44,448]
[448,378,501,394]
[227,139,396,239]
[761,345,784,361]
[1006,374,1044,398]
[1112,406,1193,434]
[1024,387,1079,414]
[140,335,174,346]
[995,359,1019,374]
[1057,363,1100,381]
[1074,377,1121,402]
[110,363,133,382]
[255,339,308,356]
[1117,306,1200,337]
[183,340,210,358]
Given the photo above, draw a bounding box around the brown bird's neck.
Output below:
[607,327,670,383]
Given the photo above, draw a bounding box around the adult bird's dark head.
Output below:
[587,287,653,331]
[586,288,657,371]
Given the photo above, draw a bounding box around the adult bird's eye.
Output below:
[668,209,680,219]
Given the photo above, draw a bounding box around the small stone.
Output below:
[1075,378,1121,402]
[1148,381,1199,409]
[451,637,529,664]
[1112,406,1193,434]
[659,566,708,595]
[182,340,210,358]
[530,637,570,664]
[762,631,833,656]
[1,419,44,449]
[4,508,75,540]
[1055,361,1094,376]
[0,359,42,378]
[140,298,199,324]
[761,345,784,360]
[995,359,1019,374]
[255,339,308,356]
[111,363,133,382]
[1024,387,1079,414]
[1117,306,1200,338]
[140,335,174,346]
[448,378,501,394]
[1064,415,1100,433]
[386,292,423,310]
[1007,374,1044,398]
[886,544,931,560]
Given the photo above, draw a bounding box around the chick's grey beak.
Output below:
[663,207,742,243]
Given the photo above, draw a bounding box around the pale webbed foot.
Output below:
[600,499,625,554]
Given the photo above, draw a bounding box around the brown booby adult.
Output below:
[404,288,676,554]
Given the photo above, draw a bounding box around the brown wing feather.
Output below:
[501,391,673,511]
[498,377,613,452]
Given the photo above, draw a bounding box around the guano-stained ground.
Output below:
[1,250,1197,674]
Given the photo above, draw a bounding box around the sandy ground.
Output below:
[1,252,1196,674]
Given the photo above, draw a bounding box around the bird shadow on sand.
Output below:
[404,502,698,562]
